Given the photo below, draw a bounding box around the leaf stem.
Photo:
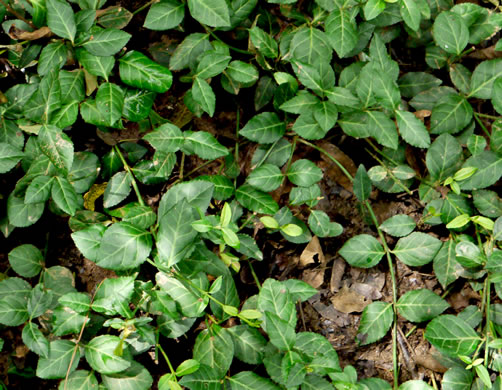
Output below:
[247,259,262,290]
[157,342,177,376]
[113,145,145,207]
[253,138,280,170]
[202,25,253,55]
[484,278,491,366]
[474,112,494,138]
[132,0,157,15]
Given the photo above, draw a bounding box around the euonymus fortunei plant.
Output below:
[1,0,502,388]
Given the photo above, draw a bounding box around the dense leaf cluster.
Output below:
[1,0,502,388]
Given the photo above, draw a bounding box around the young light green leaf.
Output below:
[119,51,173,93]
[399,381,434,390]
[392,232,442,266]
[176,359,201,377]
[357,302,393,345]
[397,289,449,322]
[339,234,385,268]
[144,0,185,30]
[46,0,76,42]
[380,214,416,237]
[446,213,470,229]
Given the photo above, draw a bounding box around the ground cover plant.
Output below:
[1,0,502,388]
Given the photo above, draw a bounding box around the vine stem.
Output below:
[0,0,35,28]
[113,145,145,207]
[473,112,494,138]
[484,278,491,366]
[297,138,400,390]
[157,343,177,377]
[201,25,253,55]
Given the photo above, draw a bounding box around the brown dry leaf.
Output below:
[330,258,345,293]
[84,69,98,96]
[14,345,30,359]
[302,268,324,288]
[330,285,370,313]
[318,141,357,192]
[468,45,502,60]
[9,26,52,40]
[300,236,325,268]
[413,110,431,120]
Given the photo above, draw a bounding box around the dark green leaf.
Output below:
[425,315,480,356]
[235,185,279,214]
[96,82,124,126]
[83,28,131,56]
[8,244,44,277]
[339,234,385,268]
[433,11,469,54]
[392,232,442,266]
[193,327,234,378]
[144,0,185,30]
[187,0,231,27]
[354,164,371,202]
[395,110,431,148]
[119,51,172,93]
[38,124,74,174]
[51,176,79,215]
[22,322,49,358]
[397,289,449,322]
[240,112,285,144]
[380,214,416,237]
[46,0,76,42]
[357,302,393,345]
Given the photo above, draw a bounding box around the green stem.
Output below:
[114,145,145,207]
[485,279,491,365]
[285,136,298,173]
[179,152,185,181]
[157,343,177,378]
[132,0,157,15]
[365,148,413,196]
[202,26,253,55]
[474,112,494,138]
[247,259,262,290]
[254,138,280,169]
[238,213,256,232]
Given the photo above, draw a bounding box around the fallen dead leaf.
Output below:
[413,110,431,120]
[330,285,371,313]
[330,258,345,293]
[318,141,357,192]
[302,268,324,289]
[300,236,325,268]
[9,26,52,40]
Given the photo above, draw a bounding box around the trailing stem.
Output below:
[114,145,145,207]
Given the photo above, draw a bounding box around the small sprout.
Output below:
[281,223,303,237]
[471,216,494,231]
[260,216,279,229]
[220,202,231,228]
[454,167,477,181]
[191,219,212,233]
[446,213,470,229]
[222,305,239,316]
[222,227,240,249]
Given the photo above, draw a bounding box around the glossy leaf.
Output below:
[83,28,131,56]
[425,315,480,356]
[37,340,79,379]
[144,0,185,30]
[119,51,173,93]
[397,289,449,322]
[357,302,393,345]
[46,0,76,42]
[339,234,385,268]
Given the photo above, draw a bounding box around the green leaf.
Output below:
[392,232,442,266]
[9,244,44,277]
[179,364,223,390]
[313,101,338,132]
[292,61,323,93]
[36,340,79,379]
[240,113,286,144]
[450,63,472,95]
[339,234,385,268]
[144,0,185,30]
[425,315,481,356]
[76,49,115,81]
[59,292,91,313]
[24,69,61,123]
[247,164,283,192]
[380,214,416,237]
[119,51,172,93]
[0,277,31,301]
[187,0,230,27]
[102,362,153,390]
[265,311,296,351]
[51,176,79,215]
[426,134,462,182]
[193,327,234,378]
[364,0,385,20]
[38,41,67,76]
[93,276,135,317]
[197,52,231,79]
[366,111,399,150]
[0,295,28,326]
[57,370,98,390]
[284,279,318,302]
[96,82,124,126]
[0,142,23,173]
[228,325,267,365]
[354,164,371,202]
[51,101,79,128]
[399,381,434,390]
[28,284,53,318]
[430,94,472,134]
[122,89,156,122]
[459,151,502,190]
[250,26,278,58]
[71,224,106,262]
[395,110,431,148]
[192,78,216,116]
[473,190,502,218]
[96,222,152,270]
[326,87,360,108]
[97,5,133,29]
[103,171,132,208]
[121,204,157,229]
[69,151,100,194]
[398,72,442,98]
[292,112,326,140]
[144,123,183,153]
[226,60,259,84]
[433,240,463,289]
[433,11,469,54]
[357,302,393,345]
[397,289,449,322]
[38,124,74,174]
[7,193,45,228]
[400,0,421,30]
[235,185,279,214]
[287,159,323,187]
[308,210,343,238]
[229,371,281,390]
[169,33,212,71]
[442,367,474,390]
[85,335,131,374]
[184,131,228,159]
[258,279,295,324]
[52,305,88,336]
[46,0,76,42]
[469,58,502,99]
[325,6,358,58]
[196,175,234,201]
[455,241,484,268]
[83,28,131,56]
[22,322,49,358]
[280,91,319,114]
